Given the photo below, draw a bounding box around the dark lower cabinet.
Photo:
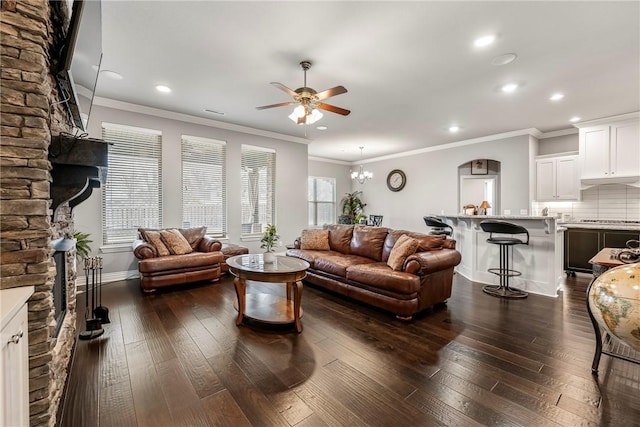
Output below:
[564,228,639,274]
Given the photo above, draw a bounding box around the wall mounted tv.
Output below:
[56,0,102,132]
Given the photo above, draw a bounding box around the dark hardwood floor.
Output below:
[59,271,640,426]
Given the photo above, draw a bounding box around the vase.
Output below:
[263,251,275,264]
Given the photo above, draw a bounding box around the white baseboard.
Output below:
[76,269,139,290]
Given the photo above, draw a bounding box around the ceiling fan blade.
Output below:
[270,82,298,97]
[316,102,351,116]
[315,85,348,100]
[256,101,297,110]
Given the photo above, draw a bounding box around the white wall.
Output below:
[538,133,579,155]
[74,104,309,277]
[310,135,533,233]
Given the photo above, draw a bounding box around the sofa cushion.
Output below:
[325,224,354,254]
[382,230,446,261]
[179,226,207,250]
[350,225,388,261]
[387,234,420,271]
[286,248,342,269]
[160,229,194,255]
[313,253,375,277]
[346,263,420,295]
[140,229,171,257]
[301,229,330,250]
[138,251,223,273]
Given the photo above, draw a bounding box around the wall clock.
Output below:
[386,169,406,192]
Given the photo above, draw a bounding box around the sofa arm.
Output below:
[198,236,222,252]
[404,249,461,275]
[132,239,157,260]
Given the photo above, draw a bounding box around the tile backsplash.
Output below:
[533,184,640,221]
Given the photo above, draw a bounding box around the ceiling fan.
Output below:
[256,61,350,125]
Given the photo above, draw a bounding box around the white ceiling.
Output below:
[94,1,640,162]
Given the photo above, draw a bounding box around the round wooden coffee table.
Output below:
[227,254,309,333]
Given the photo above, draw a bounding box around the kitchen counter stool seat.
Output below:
[480,220,529,299]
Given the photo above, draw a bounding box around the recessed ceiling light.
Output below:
[449,125,460,133]
[100,70,123,80]
[491,53,517,66]
[550,93,564,101]
[570,116,581,123]
[501,83,518,93]
[474,34,496,47]
[316,125,328,130]
[155,85,171,93]
[204,109,225,116]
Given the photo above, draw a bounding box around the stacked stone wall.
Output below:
[1,1,76,425]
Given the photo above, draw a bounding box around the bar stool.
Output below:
[423,216,453,236]
[480,220,529,298]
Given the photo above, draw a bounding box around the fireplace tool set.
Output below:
[79,256,110,340]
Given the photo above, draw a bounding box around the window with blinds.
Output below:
[181,135,226,237]
[308,176,336,226]
[101,123,162,245]
[241,145,275,236]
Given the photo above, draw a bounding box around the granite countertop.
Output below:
[438,214,555,221]
[557,222,640,231]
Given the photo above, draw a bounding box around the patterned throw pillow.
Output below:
[140,229,171,257]
[387,234,420,271]
[159,229,193,255]
[300,229,331,250]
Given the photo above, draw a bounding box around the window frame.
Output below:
[181,135,227,238]
[308,176,337,227]
[101,122,163,245]
[240,144,276,238]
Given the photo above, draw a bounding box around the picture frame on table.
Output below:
[471,159,488,175]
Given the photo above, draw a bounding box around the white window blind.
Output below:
[101,123,162,245]
[181,135,226,237]
[308,176,336,226]
[241,145,275,236]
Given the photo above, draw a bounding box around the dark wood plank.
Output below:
[60,273,640,427]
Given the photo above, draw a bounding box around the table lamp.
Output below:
[479,200,491,215]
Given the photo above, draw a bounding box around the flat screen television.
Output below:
[56,0,102,132]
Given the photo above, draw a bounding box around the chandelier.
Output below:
[351,146,373,184]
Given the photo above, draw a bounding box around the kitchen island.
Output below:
[438,215,563,297]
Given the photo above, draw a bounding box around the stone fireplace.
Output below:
[0,1,99,425]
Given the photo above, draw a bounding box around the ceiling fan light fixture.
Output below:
[288,106,323,125]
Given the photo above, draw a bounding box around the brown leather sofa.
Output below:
[132,227,224,293]
[286,224,461,320]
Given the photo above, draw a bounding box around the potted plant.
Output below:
[73,231,92,260]
[340,191,366,224]
[260,224,280,263]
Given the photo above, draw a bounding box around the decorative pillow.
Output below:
[159,229,193,255]
[387,234,420,271]
[350,225,388,261]
[140,229,171,257]
[300,229,330,250]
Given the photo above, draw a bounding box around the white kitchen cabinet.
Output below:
[1,286,33,427]
[579,117,640,183]
[536,155,579,201]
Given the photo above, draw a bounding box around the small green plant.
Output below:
[354,214,368,224]
[260,224,280,253]
[73,231,92,260]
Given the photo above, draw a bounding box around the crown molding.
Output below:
[349,128,542,165]
[92,97,312,145]
[538,128,578,139]
[308,156,351,165]
[572,111,639,128]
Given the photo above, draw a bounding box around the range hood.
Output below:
[49,133,111,217]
